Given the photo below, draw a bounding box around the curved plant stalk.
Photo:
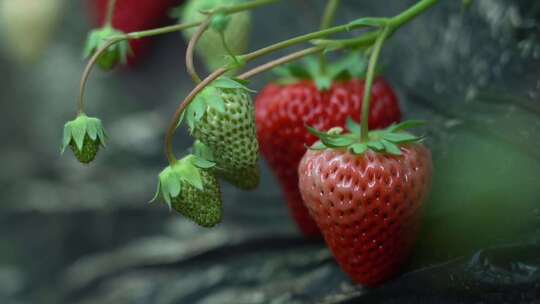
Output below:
[78,37,125,114]
[76,0,281,115]
[186,16,213,84]
[164,68,228,164]
[165,0,439,164]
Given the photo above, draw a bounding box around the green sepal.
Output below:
[193,140,215,162]
[306,120,426,156]
[83,26,130,69]
[212,77,255,93]
[388,120,427,132]
[348,143,367,154]
[381,140,401,155]
[273,52,368,91]
[151,154,207,208]
[61,114,106,154]
[179,77,255,131]
[367,141,384,151]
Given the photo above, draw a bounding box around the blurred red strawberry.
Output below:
[87,0,183,65]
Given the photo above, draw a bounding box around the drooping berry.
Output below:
[61,114,106,164]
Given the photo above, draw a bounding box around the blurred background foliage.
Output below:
[0,0,539,303]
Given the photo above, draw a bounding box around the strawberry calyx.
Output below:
[178,77,255,131]
[151,154,216,209]
[307,119,425,156]
[273,52,369,90]
[62,113,106,154]
[83,26,130,70]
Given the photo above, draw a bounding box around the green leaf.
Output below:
[389,120,427,132]
[346,117,361,134]
[367,141,384,151]
[381,140,402,155]
[349,143,367,155]
[180,162,203,190]
[382,132,419,143]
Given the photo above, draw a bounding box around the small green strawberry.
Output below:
[83,26,130,71]
[152,154,222,228]
[181,77,260,190]
[173,0,251,71]
[61,114,106,164]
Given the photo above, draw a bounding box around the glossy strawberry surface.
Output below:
[255,78,401,237]
[298,144,432,286]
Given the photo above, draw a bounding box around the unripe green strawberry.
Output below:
[83,26,130,71]
[176,0,251,71]
[61,114,106,164]
[152,154,222,227]
[181,78,260,190]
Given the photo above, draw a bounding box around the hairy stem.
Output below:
[186,17,212,84]
[104,0,117,27]
[319,0,340,72]
[360,26,390,142]
[238,46,324,80]
[78,37,125,115]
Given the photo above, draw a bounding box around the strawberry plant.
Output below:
[61,0,443,287]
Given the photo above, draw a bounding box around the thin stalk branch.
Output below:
[360,26,390,142]
[78,37,125,115]
[238,46,324,80]
[186,17,212,84]
[104,0,117,27]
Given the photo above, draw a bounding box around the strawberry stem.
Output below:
[318,0,341,73]
[238,46,324,80]
[360,25,390,142]
[186,16,212,84]
[77,37,125,115]
[165,68,229,165]
[104,0,117,27]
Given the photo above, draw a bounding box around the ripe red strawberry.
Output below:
[256,68,401,237]
[87,0,182,65]
[298,123,432,287]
